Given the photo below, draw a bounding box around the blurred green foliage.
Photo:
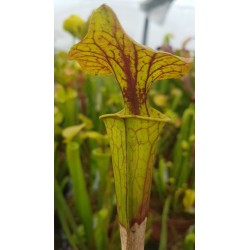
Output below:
[55,14,195,250]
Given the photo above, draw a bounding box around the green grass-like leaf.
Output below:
[66,142,94,247]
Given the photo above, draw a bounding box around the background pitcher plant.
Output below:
[68,4,193,250]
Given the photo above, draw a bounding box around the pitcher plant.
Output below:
[68,4,192,249]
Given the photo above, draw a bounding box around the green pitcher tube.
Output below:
[92,147,111,208]
[100,111,169,249]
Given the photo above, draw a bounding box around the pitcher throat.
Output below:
[119,218,147,250]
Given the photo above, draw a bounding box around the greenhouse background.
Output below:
[54,0,195,249]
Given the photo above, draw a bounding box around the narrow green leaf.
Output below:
[95,209,109,250]
[159,196,172,250]
[92,148,111,208]
[173,105,195,187]
[54,179,80,250]
[66,142,94,246]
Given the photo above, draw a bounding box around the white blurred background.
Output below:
[54,0,194,52]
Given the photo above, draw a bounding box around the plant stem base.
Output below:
[119,218,147,250]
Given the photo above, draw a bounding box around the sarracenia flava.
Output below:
[68,4,193,250]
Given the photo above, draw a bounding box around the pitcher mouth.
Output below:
[99,108,171,123]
